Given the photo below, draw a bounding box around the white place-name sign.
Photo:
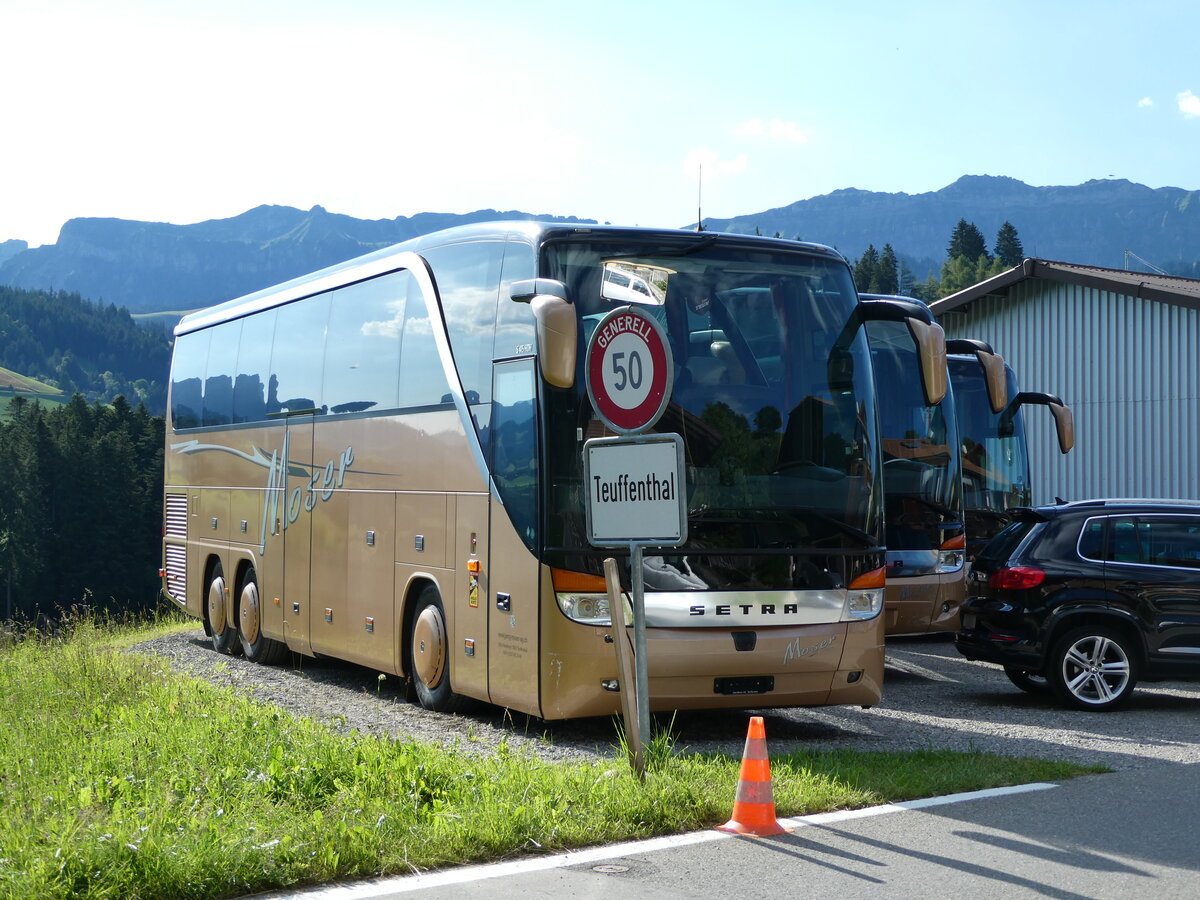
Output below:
[584,433,687,547]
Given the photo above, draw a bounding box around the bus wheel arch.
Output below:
[406,581,465,712]
[205,556,239,654]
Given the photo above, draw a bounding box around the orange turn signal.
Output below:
[466,559,481,573]
[849,566,887,589]
[550,567,609,592]
[939,533,967,551]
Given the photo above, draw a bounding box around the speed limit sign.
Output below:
[585,306,674,434]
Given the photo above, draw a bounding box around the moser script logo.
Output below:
[259,431,354,554]
[783,634,837,664]
[170,435,355,556]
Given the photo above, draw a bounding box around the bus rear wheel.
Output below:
[410,585,465,712]
[237,568,288,664]
[206,562,238,654]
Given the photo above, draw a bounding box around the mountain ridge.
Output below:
[3,175,1199,312]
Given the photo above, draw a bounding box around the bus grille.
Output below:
[164,493,188,538]
[164,493,188,603]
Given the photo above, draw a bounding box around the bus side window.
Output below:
[271,294,332,414]
[201,319,240,427]
[233,308,276,423]
[398,276,452,409]
[492,358,538,549]
[494,240,536,359]
[170,328,210,429]
[324,272,405,415]
[422,241,507,407]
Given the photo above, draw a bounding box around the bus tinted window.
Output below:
[494,241,536,360]
[492,358,538,549]
[323,272,406,415]
[232,308,277,423]
[270,295,331,414]
[422,241,505,406]
[170,328,209,429]
[202,320,241,426]
[399,276,452,409]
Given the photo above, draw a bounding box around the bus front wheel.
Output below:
[410,585,465,712]
[206,562,238,655]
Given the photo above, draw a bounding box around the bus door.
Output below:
[486,359,542,714]
[278,415,316,656]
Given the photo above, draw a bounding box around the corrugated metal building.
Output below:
[930,259,1200,504]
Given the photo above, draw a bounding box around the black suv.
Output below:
[957,500,1200,710]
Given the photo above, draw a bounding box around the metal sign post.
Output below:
[582,304,685,775]
[584,433,686,772]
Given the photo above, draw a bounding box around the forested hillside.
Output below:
[0,285,170,413]
[0,395,163,620]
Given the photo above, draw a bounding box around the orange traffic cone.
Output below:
[716,715,787,836]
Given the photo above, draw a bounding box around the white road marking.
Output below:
[264,782,1058,898]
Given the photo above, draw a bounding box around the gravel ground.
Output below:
[133,629,1200,770]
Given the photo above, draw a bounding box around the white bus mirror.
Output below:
[1003,392,1075,454]
[854,298,947,407]
[532,295,577,388]
[510,279,577,388]
[905,318,948,407]
[947,338,1008,413]
[1049,402,1075,454]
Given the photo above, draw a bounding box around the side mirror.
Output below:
[1001,391,1075,454]
[855,298,948,406]
[946,338,1008,413]
[510,279,577,388]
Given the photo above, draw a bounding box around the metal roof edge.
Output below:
[930,257,1200,317]
[927,261,1029,314]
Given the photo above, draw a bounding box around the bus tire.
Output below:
[410,585,465,712]
[206,561,238,655]
[237,568,288,665]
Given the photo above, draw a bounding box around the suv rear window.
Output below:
[976,519,1040,567]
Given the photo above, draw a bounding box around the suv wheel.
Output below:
[1048,626,1138,711]
[1003,666,1050,695]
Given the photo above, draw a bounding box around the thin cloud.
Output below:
[683,148,748,179]
[1138,96,1154,108]
[1178,90,1200,118]
[734,118,811,143]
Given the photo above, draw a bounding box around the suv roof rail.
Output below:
[1057,497,1200,508]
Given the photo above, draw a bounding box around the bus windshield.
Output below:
[949,356,1031,542]
[868,320,962,551]
[542,238,881,592]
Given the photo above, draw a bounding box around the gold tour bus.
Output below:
[948,346,1075,559]
[161,223,944,719]
[861,296,971,635]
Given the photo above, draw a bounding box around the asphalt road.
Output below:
[250,638,1200,899]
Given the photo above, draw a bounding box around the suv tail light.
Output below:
[988,566,1045,590]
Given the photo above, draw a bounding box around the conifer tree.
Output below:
[877,244,900,294]
[994,221,1025,267]
[947,219,989,262]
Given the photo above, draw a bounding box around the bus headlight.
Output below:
[937,550,965,573]
[555,592,614,625]
[841,588,884,621]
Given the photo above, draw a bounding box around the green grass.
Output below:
[0,617,1105,900]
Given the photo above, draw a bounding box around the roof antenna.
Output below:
[696,163,705,232]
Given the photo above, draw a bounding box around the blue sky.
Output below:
[3,0,1198,247]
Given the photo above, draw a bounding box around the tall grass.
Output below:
[0,618,1103,900]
